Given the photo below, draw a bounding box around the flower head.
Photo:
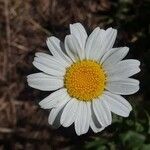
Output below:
[27,23,140,135]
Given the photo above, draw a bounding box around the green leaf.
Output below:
[108,142,116,150]
[142,144,150,150]
[135,122,144,132]
[85,138,107,149]
[145,111,150,134]
[120,131,146,149]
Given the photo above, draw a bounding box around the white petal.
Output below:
[85,27,117,60]
[83,102,91,134]
[90,120,105,133]
[75,101,91,135]
[101,47,129,66]
[33,61,64,77]
[48,94,71,125]
[35,52,68,68]
[33,61,65,77]
[70,23,87,50]
[94,29,109,60]
[33,54,66,77]
[85,27,99,59]
[90,105,105,133]
[27,73,63,91]
[92,97,112,127]
[39,88,68,109]
[104,91,132,117]
[106,78,140,95]
[101,28,117,53]
[107,59,140,80]
[60,98,79,127]
[65,35,83,61]
[85,27,105,60]
[46,36,72,65]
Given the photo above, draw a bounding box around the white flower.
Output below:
[27,23,140,135]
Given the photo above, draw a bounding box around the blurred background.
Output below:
[0,0,150,149]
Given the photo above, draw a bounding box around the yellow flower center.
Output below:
[64,60,107,101]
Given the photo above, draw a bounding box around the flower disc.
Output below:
[64,60,106,101]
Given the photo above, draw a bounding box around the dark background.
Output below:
[0,0,150,149]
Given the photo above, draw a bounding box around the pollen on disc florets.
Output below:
[64,60,107,101]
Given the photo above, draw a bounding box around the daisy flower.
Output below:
[27,23,140,135]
